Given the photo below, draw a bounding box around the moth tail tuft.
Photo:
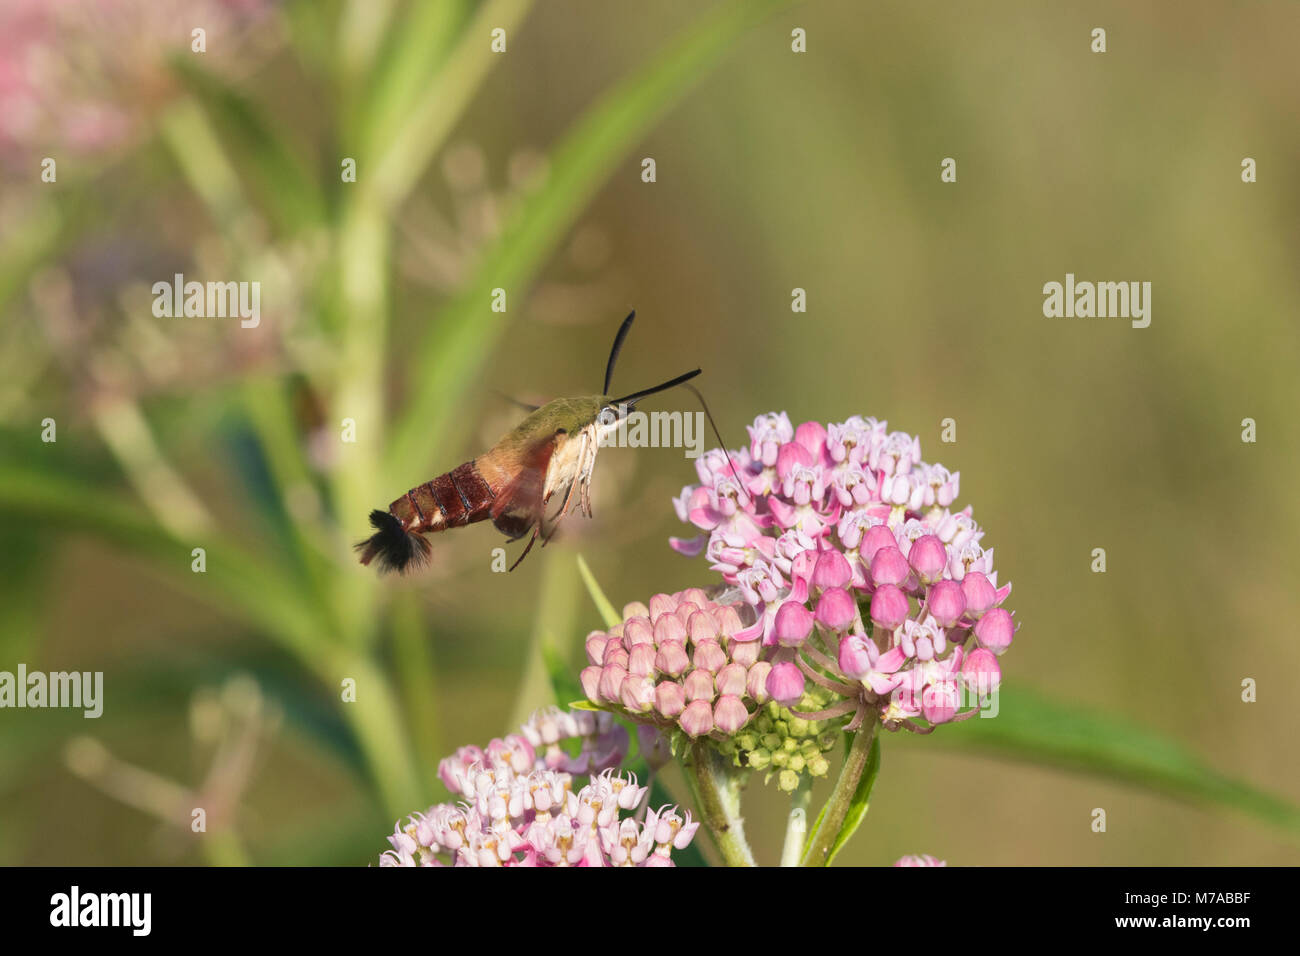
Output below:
[355,509,432,574]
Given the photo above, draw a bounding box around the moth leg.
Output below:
[507,524,542,571]
[541,477,582,546]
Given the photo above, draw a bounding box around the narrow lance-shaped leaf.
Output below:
[902,686,1300,839]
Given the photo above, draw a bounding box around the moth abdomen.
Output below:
[355,461,499,574]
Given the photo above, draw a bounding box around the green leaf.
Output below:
[168,56,324,234]
[576,554,621,628]
[908,687,1300,839]
[384,0,796,478]
[368,0,531,207]
[0,462,334,661]
[542,645,584,707]
[805,733,881,866]
[356,0,472,162]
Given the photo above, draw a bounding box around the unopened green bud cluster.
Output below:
[716,687,841,792]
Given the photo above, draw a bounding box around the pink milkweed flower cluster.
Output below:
[380,709,699,867]
[671,413,1017,734]
[580,590,772,740]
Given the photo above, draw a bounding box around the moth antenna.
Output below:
[355,510,432,574]
[611,367,701,407]
[603,310,636,395]
[681,383,753,506]
[492,389,541,412]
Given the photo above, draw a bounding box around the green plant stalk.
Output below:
[576,554,621,628]
[801,717,879,866]
[780,776,813,866]
[369,0,534,210]
[687,743,755,867]
[156,102,422,818]
[200,828,253,868]
[160,102,339,625]
[328,196,389,647]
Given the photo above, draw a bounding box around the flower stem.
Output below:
[688,743,756,867]
[801,717,879,866]
[780,777,813,866]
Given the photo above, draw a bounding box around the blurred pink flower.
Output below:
[0,0,276,165]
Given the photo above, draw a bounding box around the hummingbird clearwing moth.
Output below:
[356,311,703,574]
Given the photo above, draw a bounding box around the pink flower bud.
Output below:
[788,549,817,603]
[653,613,687,647]
[622,601,650,620]
[585,632,609,665]
[926,580,966,627]
[974,608,1014,655]
[838,633,875,680]
[623,616,654,646]
[870,546,910,587]
[909,534,948,583]
[815,587,857,632]
[746,661,772,702]
[648,593,678,622]
[674,602,699,628]
[679,587,710,608]
[683,668,716,702]
[795,420,828,459]
[692,639,727,673]
[962,647,1002,697]
[772,600,814,647]
[893,854,946,867]
[602,643,629,669]
[922,680,959,724]
[961,571,997,617]
[580,666,602,701]
[860,523,898,564]
[627,644,657,677]
[679,699,715,737]
[620,675,655,713]
[714,604,745,638]
[729,638,760,667]
[765,661,805,705]
[655,680,686,718]
[654,640,690,677]
[597,666,628,703]
[715,662,747,698]
[713,695,750,734]
[776,441,814,482]
[870,584,910,630]
[687,610,719,643]
[812,549,852,589]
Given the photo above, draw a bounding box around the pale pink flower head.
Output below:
[380,710,697,867]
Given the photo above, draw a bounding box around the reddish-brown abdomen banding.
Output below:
[389,460,497,534]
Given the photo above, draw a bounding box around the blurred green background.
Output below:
[2,0,1298,866]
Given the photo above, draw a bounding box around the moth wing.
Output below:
[489,432,560,541]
